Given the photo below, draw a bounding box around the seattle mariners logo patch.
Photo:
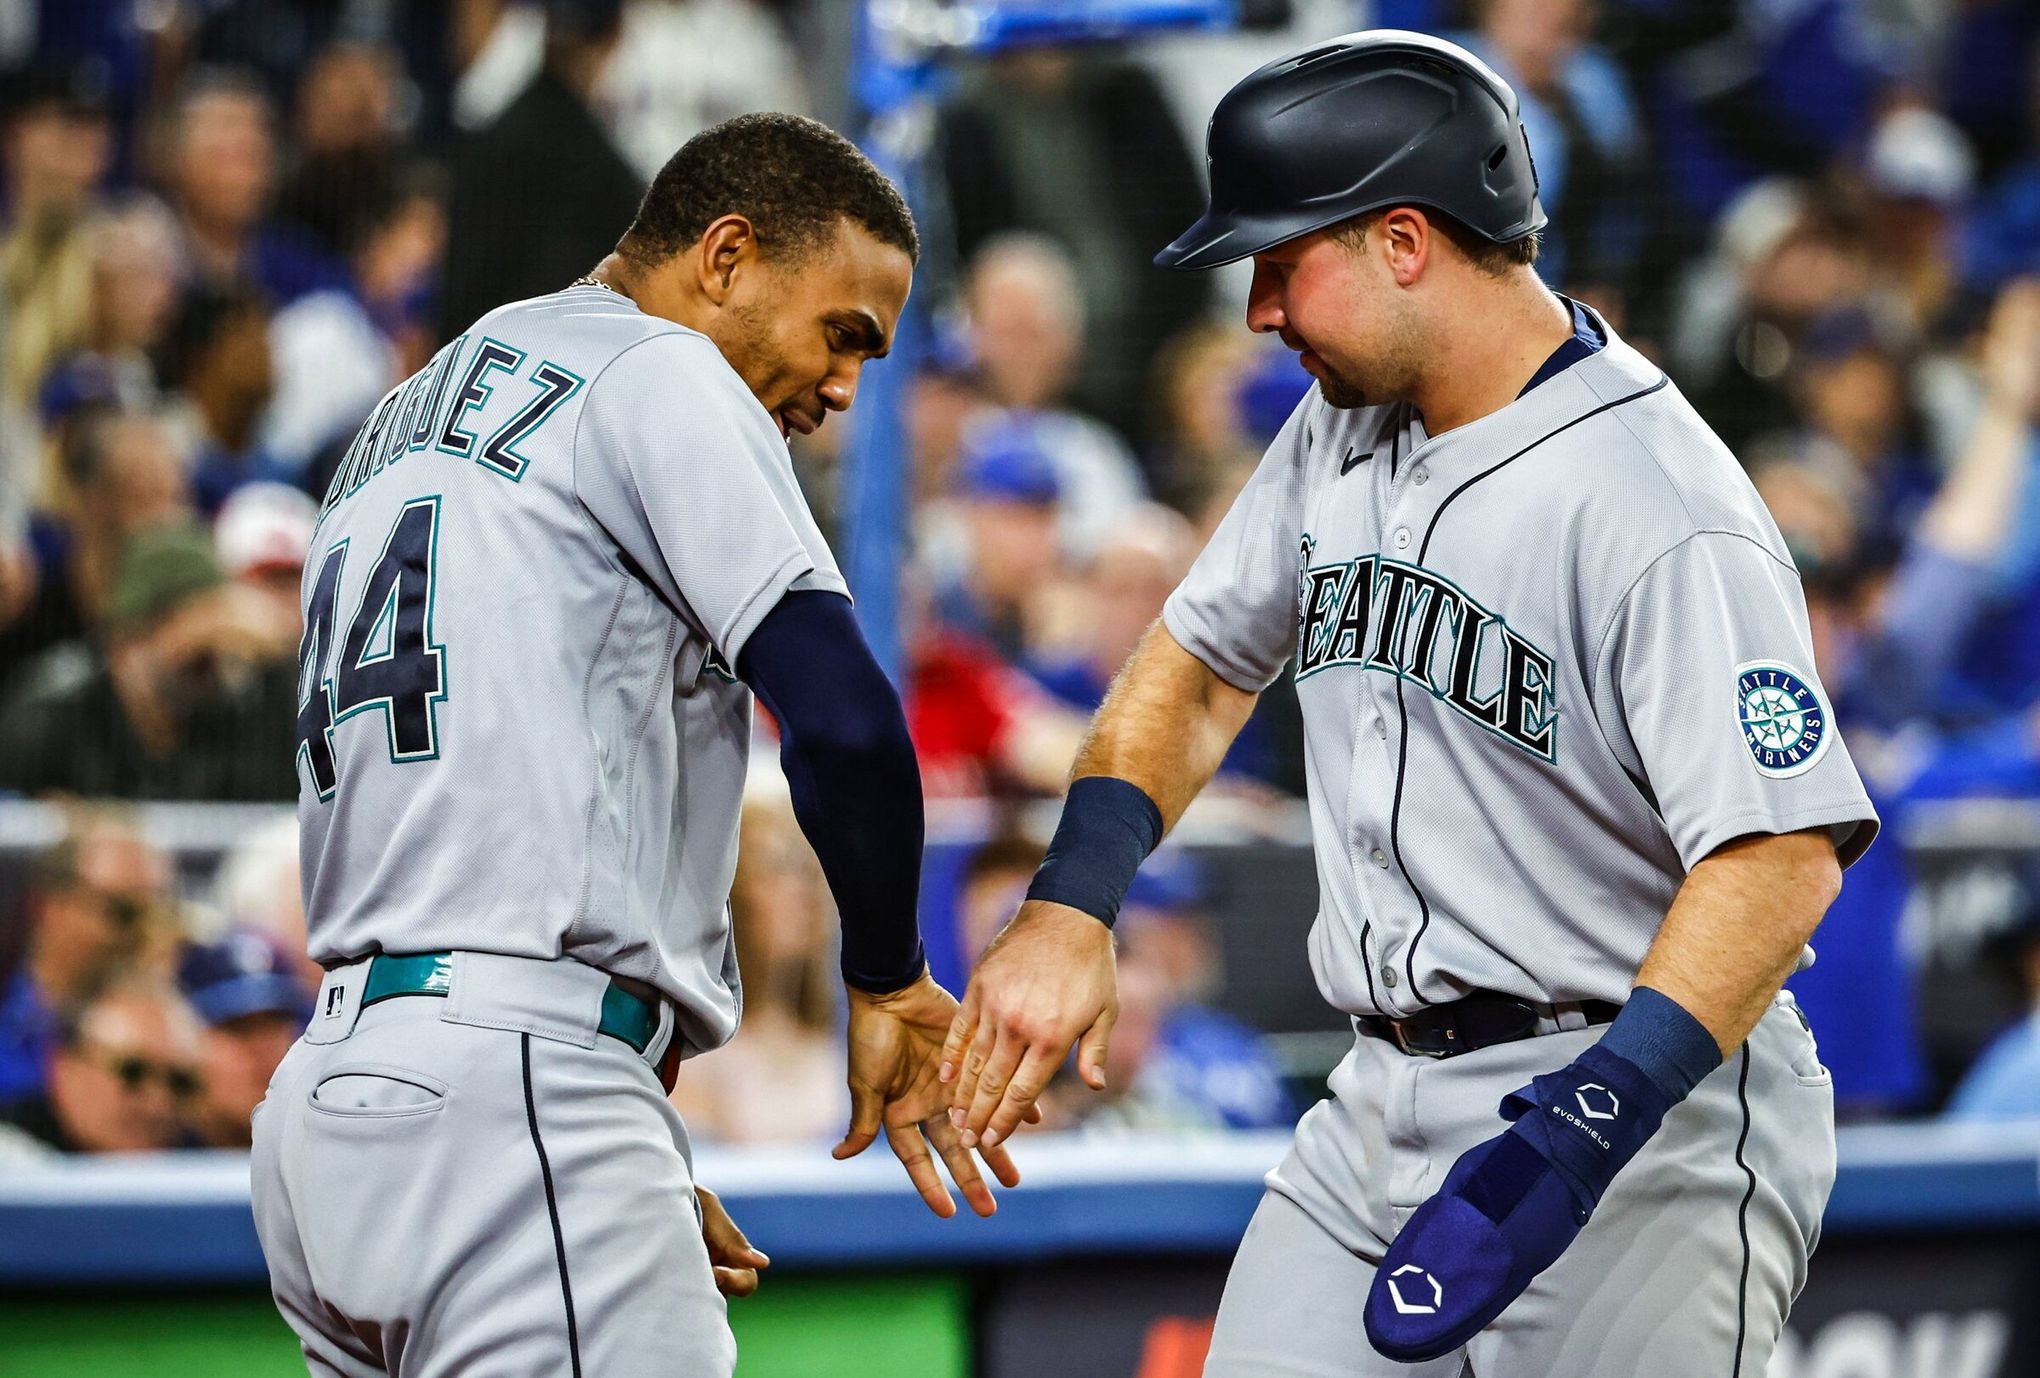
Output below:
[1736,662,1831,778]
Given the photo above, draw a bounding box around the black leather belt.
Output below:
[1356,991,1622,1059]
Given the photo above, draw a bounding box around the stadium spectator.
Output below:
[935,44,1209,446]
[0,807,174,1105]
[1943,909,2040,1122]
[961,236,1147,551]
[1109,855,1294,1132]
[906,591,1086,799]
[1146,321,1263,514]
[212,480,314,635]
[177,926,311,1148]
[439,0,641,342]
[1782,307,1938,548]
[155,283,290,513]
[0,523,300,801]
[264,162,445,474]
[1859,104,1977,338]
[600,0,811,183]
[929,420,1068,663]
[37,197,182,425]
[905,324,992,510]
[1,60,114,420]
[272,41,410,262]
[671,777,847,1144]
[1460,0,1646,310]
[1025,501,1197,714]
[0,408,192,692]
[162,71,341,307]
[1678,188,1878,455]
[0,976,204,1154]
[208,810,320,996]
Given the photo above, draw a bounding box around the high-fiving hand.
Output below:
[941,900,1119,1150]
[834,970,1028,1217]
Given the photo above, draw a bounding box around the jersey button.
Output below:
[1412,469,1428,486]
[1373,717,1387,739]
[1371,848,1388,868]
[1392,528,1411,551]
[1381,966,1399,988]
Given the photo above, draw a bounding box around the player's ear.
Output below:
[696,215,759,304]
[1382,208,1429,287]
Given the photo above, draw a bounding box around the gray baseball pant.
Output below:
[1205,994,1835,1377]
[250,951,733,1377]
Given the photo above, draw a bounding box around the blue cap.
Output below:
[1238,347,1314,444]
[178,927,313,1027]
[959,418,1062,505]
[38,354,121,425]
[920,319,979,381]
[1123,847,1208,916]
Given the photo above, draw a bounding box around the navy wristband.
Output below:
[1025,776,1165,929]
[1596,986,1723,1103]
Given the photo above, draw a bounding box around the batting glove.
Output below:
[1361,1042,1673,1362]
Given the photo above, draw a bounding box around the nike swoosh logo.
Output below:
[1340,448,1370,475]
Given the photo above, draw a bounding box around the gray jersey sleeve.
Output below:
[574,332,847,664]
[1593,531,1878,870]
[1162,396,1314,691]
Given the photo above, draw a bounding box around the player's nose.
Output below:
[819,364,859,413]
[1245,259,1287,336]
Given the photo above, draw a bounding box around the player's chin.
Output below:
[1318,375,1371,410]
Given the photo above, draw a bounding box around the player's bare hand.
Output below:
[835,970,1028,1218]
[696,1186,770,1298]
[941,899,1117,1150]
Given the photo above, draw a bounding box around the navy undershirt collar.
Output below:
[1518,296,1606,398]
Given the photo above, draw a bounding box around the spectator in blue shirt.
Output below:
[0,808,175,1106]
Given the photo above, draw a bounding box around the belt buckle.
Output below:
[1391,1019,1452,1060]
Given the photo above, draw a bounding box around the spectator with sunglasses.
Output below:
[0,808,174,1106]
[177,926,312,1148]
[0,976,205,1154]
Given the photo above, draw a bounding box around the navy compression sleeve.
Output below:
[737,590,927,994]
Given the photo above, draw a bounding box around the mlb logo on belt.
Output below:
[1735,662,1831,779]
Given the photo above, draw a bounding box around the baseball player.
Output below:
[252,114,1017,1377]
[942,32,1877,1376]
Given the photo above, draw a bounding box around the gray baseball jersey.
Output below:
[294,285,845,1055]
[1163,314,1878,1020]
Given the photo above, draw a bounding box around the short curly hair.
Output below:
[619,112,919,267]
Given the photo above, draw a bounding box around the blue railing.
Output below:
[3,1124,2036,1286]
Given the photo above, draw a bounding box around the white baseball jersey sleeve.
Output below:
[1164,311,1876,1019]
[295,286,844,1056]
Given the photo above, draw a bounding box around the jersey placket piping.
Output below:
[1347,413,1429,1015]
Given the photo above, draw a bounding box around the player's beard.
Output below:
[1317,370,1371,410]
[1311,313,1423,412]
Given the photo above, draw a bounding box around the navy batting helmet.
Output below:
[1155,30,1547,271]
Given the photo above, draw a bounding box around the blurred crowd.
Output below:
[3,0,2040,1155]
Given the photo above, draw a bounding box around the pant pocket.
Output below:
[308,1063,450,1118]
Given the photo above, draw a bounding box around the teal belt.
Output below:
[359,953,663,1055]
